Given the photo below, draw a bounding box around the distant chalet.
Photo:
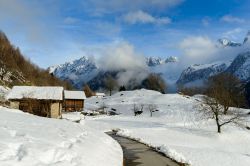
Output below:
[64,90,86,112]
[95,92,105,98]
[7,86,86,118]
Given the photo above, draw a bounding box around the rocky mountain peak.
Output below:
[218,38,242,47]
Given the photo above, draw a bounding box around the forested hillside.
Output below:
[0,31,72,88]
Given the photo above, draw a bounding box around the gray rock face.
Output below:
[49,56,99,89]
[146,56,178,67]
[226,51,250,81]
[218,38,242,47]
[176,61,231,86]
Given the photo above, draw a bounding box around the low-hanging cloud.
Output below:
[97,42,149,86]
[178,35,250,67]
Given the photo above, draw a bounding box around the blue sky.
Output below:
[0,0,250,68]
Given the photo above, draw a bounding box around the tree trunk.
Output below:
[215,114,221,133]
[217,124,221,133]
[223,105,229,114]
[109,89,112,96]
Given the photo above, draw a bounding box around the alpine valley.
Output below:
[49,32,250,91]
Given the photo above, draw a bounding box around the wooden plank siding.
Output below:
[10,99,62,118]
[63,99,84,112]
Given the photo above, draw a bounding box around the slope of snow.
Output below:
[243,30,250,44]
[0,106,122,166]
[49,56,99,89]
[226,51,250,81]
[177,61,231,87]
[80,89,250,166]
[217,38,242,47]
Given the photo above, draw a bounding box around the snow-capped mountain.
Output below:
[177,31,250,87]
[50,56,179,89]
[243,30,250,44]
[217,38,242,47]
[146,56,178,66]
[146,57,163,66]
[176,61,231,87]
[50,31,250,90]
[226,51,250,81]
[49,56,99,89]
[176,51,250,87]
[165,56,179,63]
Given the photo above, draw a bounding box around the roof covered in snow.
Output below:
[95,93,105,96]
[64,90,86,100]
[7,86,64,100]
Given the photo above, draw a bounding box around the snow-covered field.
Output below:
[0,106,122,166]
[81,89,250,166]
[1,88,249,166]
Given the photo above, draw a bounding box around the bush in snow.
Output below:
[132,104,144,116]
[119,85,126,91]
[147,104,158,117]
[99,102,108,114]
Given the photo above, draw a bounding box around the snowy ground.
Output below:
[0,106,122,166]
[79,89,250,166]
[1,88,249,166]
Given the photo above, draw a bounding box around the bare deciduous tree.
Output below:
[83,84,94,98]
[99,102,108,114]
[147,104,158,117]
[198,96,245,133]
[132,104,144,116]
[207,73,246,114]
[143,73,167,93]
[104,75,118,96]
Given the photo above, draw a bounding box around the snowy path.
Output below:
[107,132,179,166]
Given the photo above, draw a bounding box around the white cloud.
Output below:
[98,41,147,71]
[83,0,184,15]
[222,28,244,40]
[179,36,217,62]
[97,41,149,85]
[178,36,243,65]
[123,10,171,25]
[220,15,245,23]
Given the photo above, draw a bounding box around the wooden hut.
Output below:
[64,90,86,112]
[7,86,63,118]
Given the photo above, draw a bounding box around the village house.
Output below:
[7,86,63,118]
[95,92,105,98]
[64,90,86,112]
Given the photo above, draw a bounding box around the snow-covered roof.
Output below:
[95,93,105,96]
[64,90,86,100]
[7,86,64,100]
